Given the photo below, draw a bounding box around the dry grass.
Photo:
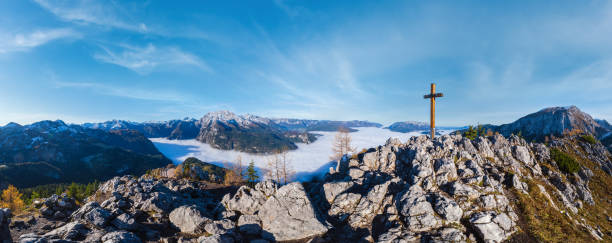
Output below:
[514,179,592,242]
[515,138,612,242]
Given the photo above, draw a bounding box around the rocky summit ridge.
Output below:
[485,106,610,141]
[4,132,612,242]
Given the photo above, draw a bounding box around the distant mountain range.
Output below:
[384,121,465,133]
[271,119,382,132]
[0,120,171,188]
[2,107,611,189]
[83,118,200,139]
[84,111,382,153]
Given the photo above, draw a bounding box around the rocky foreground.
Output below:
[3,133,612,242]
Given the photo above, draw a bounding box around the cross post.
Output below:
[423,83,443,139]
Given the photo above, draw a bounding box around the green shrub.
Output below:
[464,126,477,140]
[550,148,580,174]
[581,134,598,145]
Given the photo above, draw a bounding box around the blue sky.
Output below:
[1,0,612,126]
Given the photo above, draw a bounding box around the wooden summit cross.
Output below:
[423,83,443,139]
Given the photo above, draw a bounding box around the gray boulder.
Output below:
[432,194,463,222]
[396,185,441,231]
[82,207,112,228]
[322,181,354,204]
[469,211,516,243]
[348,181,390,228]
[258,182,330,241]
[512,146,533,165]
[205,219,235,235]
[18,234,47,243]
[428,227,467,242]
[434,158,458,186]
[169,205,212,234]
[101,231,141,243]
[328,192,362,221]
[111,213,138,231]
[447,181,480,199]
[222,186,267,215]
[197,234,234,243]
[43,221,89,240]
[254,180,277,197]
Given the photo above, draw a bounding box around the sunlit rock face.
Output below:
[9,132,611,242]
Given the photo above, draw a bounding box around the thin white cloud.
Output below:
[93,43,212,74]
[34,0,148,32]
[0,28,79,53]
[273,0,309,18]
[54,81,188,102]
[556,59,612,101]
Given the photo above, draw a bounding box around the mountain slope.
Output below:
[0,120,171,188]
[195,111,299,153]
[480,106,610,142]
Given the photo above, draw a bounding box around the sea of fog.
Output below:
[150,127,453,181]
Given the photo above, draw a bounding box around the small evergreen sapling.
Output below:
[246,160,259,188]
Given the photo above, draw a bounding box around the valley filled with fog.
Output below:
[151,127,453,181]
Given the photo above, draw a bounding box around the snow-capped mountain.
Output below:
[0,120,171,188]
[85,111,382,153]
[197,110,273,128]
[196,111,300,153]
[83,118,199,139]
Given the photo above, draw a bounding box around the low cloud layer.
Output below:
[151,127,453,181]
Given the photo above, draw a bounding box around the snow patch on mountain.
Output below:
[198,110,271,127]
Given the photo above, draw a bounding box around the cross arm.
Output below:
[423,93,444,99]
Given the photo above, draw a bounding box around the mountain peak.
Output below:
[537,105,580,114]
[486,105,609,141]
[2,122,22,128]
[199,110,270,127]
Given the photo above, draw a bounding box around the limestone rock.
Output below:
[111,213,138,231]
[348,181,390,228]
[258,182,330,241]
[322,181,354,204]
[101,231,141,243]
[432,194,463,222]
[469,211,516,243]
[396,185,441,231]
[222,186,267,215]
[328,192,362,223]
[43,221,89,240]
[169,205,212,234]
[83,207,112,228]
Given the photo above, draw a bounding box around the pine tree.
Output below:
[246,160,259,188]
[0,185,25,213]
[477,124,485,137]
